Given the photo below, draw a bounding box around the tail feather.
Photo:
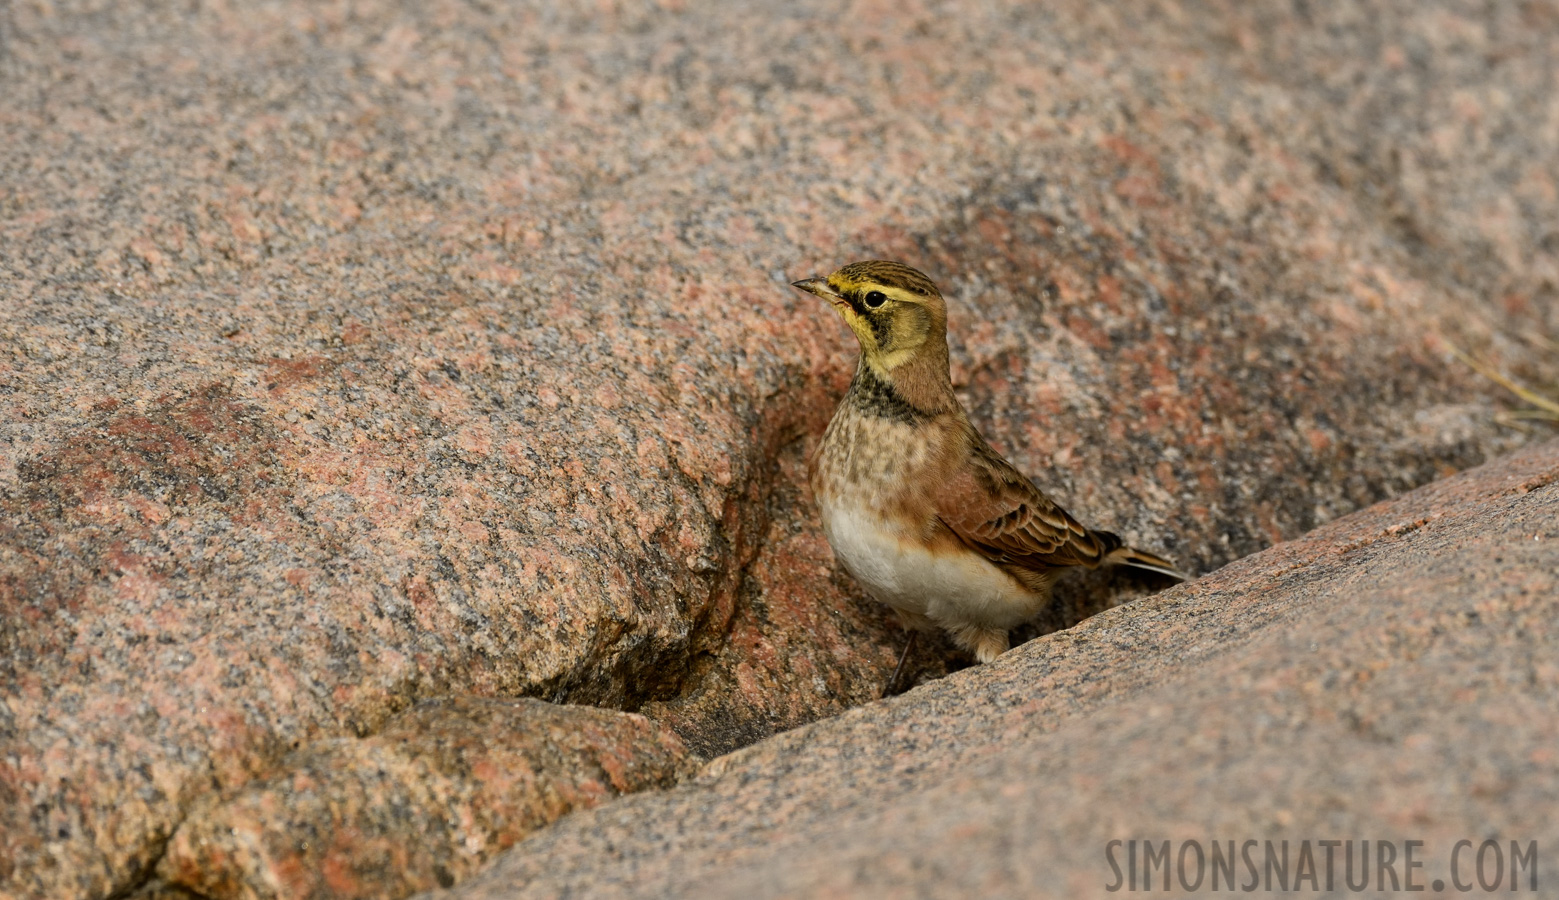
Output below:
[1102,543,1187,582]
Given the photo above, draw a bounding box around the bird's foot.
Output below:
[972,628,1009,664]
[948,624,1009,664]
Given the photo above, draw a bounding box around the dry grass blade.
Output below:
[1517,330,1559,355]
[1445,340,1559,422]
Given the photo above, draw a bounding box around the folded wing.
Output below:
[933,437,1118,571]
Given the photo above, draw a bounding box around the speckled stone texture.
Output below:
[2,0,1557,896]
[435,439,1559,900]
[154,697,692,899]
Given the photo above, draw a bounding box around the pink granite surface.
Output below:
[157,697,692,899]
[437,439,1559,899]
[1,0,1556,896]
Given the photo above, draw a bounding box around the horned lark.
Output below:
[793,260,1183,692]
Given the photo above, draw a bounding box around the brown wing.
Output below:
[933,436,1117,571]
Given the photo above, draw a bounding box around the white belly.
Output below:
[819,499,1043,630]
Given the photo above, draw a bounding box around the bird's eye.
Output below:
[864,290,887,308]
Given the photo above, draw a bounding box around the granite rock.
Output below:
[435,438,1559,899]
[154,697,692,899]
[1,0,1556,896]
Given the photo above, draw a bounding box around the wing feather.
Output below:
[933,438,1114,570]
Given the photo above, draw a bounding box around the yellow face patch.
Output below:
[792,261,947,372]
[822,277,934,370]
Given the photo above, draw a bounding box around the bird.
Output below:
[792,260,1184,695]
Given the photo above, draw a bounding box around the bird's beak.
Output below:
[791,277,848,310]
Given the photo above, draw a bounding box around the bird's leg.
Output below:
[883,630,918,698]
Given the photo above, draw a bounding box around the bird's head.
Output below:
[791,260,948,373]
